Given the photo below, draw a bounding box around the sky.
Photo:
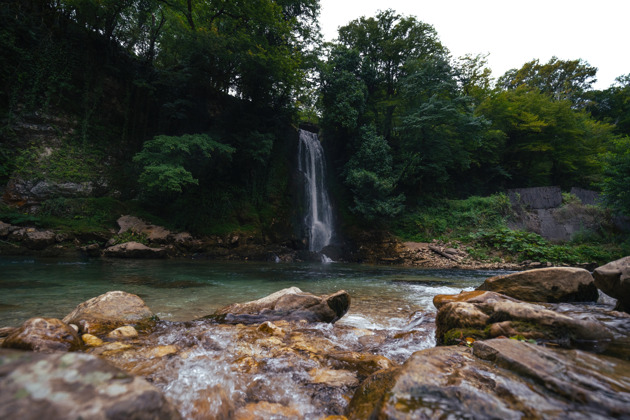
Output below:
[318,0,630,90]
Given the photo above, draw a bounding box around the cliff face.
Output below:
[508,186,617,242]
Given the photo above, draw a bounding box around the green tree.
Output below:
[343,126,404,220]
[133,133,234,195]
[397,57,489,194]
[478,86,615,188]
[497,57,597,106]
[588,74,630,136]
[600,136,630,216]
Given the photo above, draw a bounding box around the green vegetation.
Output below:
[0,4,628,262]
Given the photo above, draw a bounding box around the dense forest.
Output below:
[1,1,629,259]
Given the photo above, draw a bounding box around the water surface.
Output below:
[0,257,500,328]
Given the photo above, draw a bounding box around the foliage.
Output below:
[392,194,512,241]
[497,57,597,106]
[477,86,616,189]
[468,227,620,264]
[133,133,234,195]
[343,126,404,220]
[600,136,630,216]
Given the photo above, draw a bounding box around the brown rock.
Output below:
[81,334,104,347]
[477,267,599,302]
[434,290,612,346]
[212,287,350,324]
[309,368,359,387]
[103,241,167,259]
[346,339,630,419]
[593,256,630,312]
[107,325,139,339]
[0,350,182,420]
[10,228,56,250]
[0,317,82,352]
[62,291,156,335]
[117,215,172,243]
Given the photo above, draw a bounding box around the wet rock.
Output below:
[309,368,359,387]
[107,325,139,340]
[434,290,612,347]
[477,267,599,302]
[9,228,56,250]
[0,317,82,352]
[103,241,167,259]
[593,256,630,313]
[234,401,301,420]
[62,290,157,335]
[116,215,173,243]
[0,221,11,237]
[82,333,104,347]
[326,351,397,381]
[212,287,351,324]
[0,349,182,420]
[81,242,102,257]
[346,339,630,419]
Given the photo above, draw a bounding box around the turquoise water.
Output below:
[0,257,500,328]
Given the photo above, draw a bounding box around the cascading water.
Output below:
[297,129,333,253]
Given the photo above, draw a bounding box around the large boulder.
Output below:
[63,291,157,335]
[103,241,167,259]
[346,338,630,419]
[9,228,57,250]
[0,317,82,352]
[433,290,612,346]
[116,215,173,243]
[593,256,630,313]
[211,287,351,324]
[0,349,181,420]
[477,267,598,303]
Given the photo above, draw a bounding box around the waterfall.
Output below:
[298,129,333,252]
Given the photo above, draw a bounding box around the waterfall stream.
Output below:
[298,129,333,253]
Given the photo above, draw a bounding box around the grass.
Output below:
[390,193,626,265]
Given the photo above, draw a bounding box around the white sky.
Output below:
[319,0,630,90]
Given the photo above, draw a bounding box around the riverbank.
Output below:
[0,214,611,272]
[1,260,629,419]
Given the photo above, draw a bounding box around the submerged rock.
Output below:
[593,256,630,313]
[346,339,630,419]
[103,241,167,259]
[0,317,82,352]
[477,267,599,302]
[211,287,351,324]
[63,291,156,335]
[0,349,182,420]
[434,290,612,347]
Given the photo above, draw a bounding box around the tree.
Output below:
[588,73,630,136]
[477,86,615,188]
[343,126,404,220]
[497,57,597,106]
[600,136,630,217]
[133,133,234,195]
[397,57,488,194]
[335,9,447,139]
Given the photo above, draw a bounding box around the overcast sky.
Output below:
[318,0,629,90]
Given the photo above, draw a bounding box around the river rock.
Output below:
[346,338,630,419]
[434,290,612,346]
[62,291,157,335]
[212,287,351,324]
[0,317,82,352]
[0,349,182,420]
[9,228,56,250]
[0,221,11,237]
[103,241,167,258]
[477,267,599,302]
[593,256,630,313]
[116,215,173,243]
[107,325,139,339]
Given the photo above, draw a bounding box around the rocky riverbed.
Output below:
[1,259,630,419]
